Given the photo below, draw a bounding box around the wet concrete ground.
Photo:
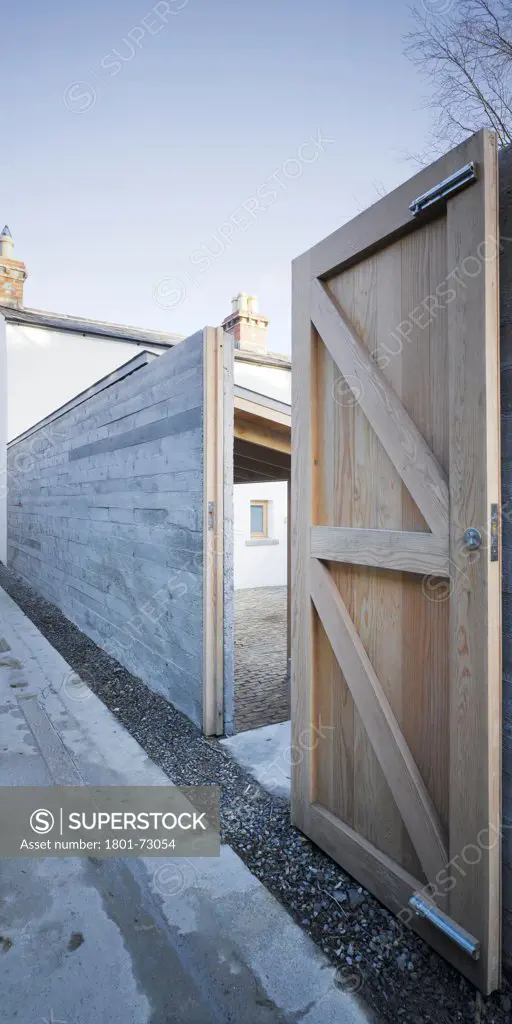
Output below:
[0,581,373,1024]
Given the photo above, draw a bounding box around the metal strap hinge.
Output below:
[408,894,480,960]
[409,162,477,216]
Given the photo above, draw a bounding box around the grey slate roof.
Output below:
[0,304,184,348]
[0,303,291,368]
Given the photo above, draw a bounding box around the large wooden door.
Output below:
[291,130,501,993]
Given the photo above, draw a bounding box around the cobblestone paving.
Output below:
[234,586,289,733]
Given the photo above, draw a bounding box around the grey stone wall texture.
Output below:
[7,332,206,728]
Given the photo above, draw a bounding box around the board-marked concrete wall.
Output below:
[7,331,206,727]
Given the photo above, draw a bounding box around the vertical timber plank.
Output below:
[400,226,439,882]
[424,216,450,837]
[348,260,392,854]
[374,244,410,871]
[313,338,335,810]
[324,270,357,827]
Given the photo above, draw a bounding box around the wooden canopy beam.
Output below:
[234,437,291,473]
[233,455,289,482]
[234,417,291,455]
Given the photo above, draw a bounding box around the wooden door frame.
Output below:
[203,327,233,737]
[291,130,501,993]
[203,329,293,738]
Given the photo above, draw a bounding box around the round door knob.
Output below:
[463,528,482,551]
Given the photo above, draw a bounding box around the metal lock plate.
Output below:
[490,504,499,562]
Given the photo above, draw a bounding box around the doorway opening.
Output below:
[231,426,291,736]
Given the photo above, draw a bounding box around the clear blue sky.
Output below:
[2,0,435,355]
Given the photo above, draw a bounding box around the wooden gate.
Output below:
[291,130,501,993]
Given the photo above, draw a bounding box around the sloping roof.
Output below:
[233,384,290,415]
[233,347,290,369]
[0,303,291,368]
[0,304,183,347]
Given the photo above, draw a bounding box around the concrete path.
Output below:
[221,720,291,800]
[0,585,374,1024]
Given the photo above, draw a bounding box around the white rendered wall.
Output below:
[6,323,165,440]
[0,316,7,562]
[234,481,288,590]
[233,360,291,405]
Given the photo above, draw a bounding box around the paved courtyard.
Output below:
[234,586,289,733]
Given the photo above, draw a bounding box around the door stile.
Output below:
[291,257,315,830]
[203,326,226,737]
[447,129,501,993]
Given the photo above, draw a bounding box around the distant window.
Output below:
[250,500,269,538]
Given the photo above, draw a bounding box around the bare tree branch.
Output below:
[404,0,512,151]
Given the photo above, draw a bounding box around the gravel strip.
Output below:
[1,563,510,1024]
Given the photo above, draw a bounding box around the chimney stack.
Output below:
[222,292,268,353]
[0,226,27,307]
